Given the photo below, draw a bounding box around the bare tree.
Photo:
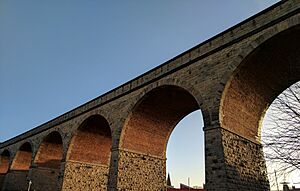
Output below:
[262,81,300,187]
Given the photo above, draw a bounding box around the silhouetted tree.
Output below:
[262,81,300,186]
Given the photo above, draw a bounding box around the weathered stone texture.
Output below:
[2,170,28,191]
[117,150,166,191]
[204,128,227,191]
[0,1,299,191]
[30,167,61,191]
[0,175,5,190]
[221,129,269,191]
[62,161,108,191]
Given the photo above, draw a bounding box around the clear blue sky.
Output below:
[0,0,279,188]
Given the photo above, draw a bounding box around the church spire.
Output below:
[167,173,172,187]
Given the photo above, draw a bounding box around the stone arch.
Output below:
[219,13,300,88]
[11,142,33,171]
[62,114,112,190]
[67,114,112,164]
[34,131,63,169]
[0,150,10,174]
[31,131,63,191]
[2,143,33,191]
[121,78,209,133]
[220,25,300,143]
[0,150,10,188]
[118,84,202,190]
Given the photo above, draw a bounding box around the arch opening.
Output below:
[67,115,112,165]
[62,115,112,190]
[0,150,10,189]
[11,142,32,171]
[220,25,300,189]
[221,25,300,143]
[166,110,205,189]
[35,131,63,169]
[2,143,33,191]
[261,81,300,190]
[119,85,202,190]
[0,150,10,174]
[31,131,63,191]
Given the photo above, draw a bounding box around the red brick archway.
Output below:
[62,115,112,190]
[217,25,300,190]
[11,142,32,171]
[2,143,33,191]
[0,150,10,189]
[35,131,63,169]
[118,85,200,190]
[221,25,300,143]
[121,85,199,158]
[0,150,10,175]
[31,131,63,191]
[67,115,112,165]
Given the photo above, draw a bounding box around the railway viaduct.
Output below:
[1,1,299,190]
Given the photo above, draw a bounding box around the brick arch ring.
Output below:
[218,16,300,125]
[118,77,209,148]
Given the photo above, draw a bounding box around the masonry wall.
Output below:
[62,161,109,191]
[30,167,61,191]
[117,150,166,191]
[2,170,28,191]
[221,129,269,191]
[0,1,299,190]
[0,175,5,190]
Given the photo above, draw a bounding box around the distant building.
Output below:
[166,173,205,191]
[167,183,205,191]
[282,182,300,191]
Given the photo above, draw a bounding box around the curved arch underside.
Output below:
[0,150,10,174]
[121,85,199,158]
[11,142,32,171]
[35,131,63,169]
[221,25,300,142]
[68,115,112,165]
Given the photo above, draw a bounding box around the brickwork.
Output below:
[0,1,299,190]
[0,151,10,175]
[62,115,112,190]
[67,115,112,165]
[121,86,199,158]
[11,150,32,171]
[2,143,32,190]
[35,132,63,169]
[62,161,109,191]
[220,25,300,143]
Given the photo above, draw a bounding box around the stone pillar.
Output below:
[107,149,120,191]
[29,165,61,191]
[115,149,166,191]
[205,127,269,191]
[0,174,6,190]
[1,170,29,191]
[61,160,109,191]
[205,127,227,191]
